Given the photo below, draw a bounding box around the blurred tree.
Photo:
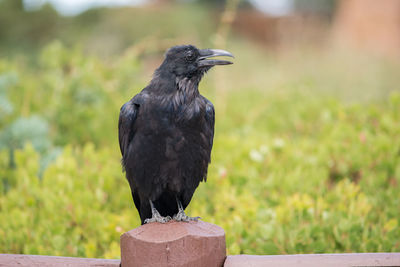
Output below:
[293,0,336,17]
[195,0,226,6]
[0,0,61,55]
[0,0,217,57]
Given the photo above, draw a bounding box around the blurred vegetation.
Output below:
[0,0,216,57]
[294,0,336,17]
[1,0,400,259]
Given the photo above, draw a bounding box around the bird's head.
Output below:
[158,45,234,80]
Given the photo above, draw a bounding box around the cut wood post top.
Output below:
[120,220,226,267]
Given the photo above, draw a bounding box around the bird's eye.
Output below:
[185,50,195,61]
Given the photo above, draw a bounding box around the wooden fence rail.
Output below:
[225,253,400,267]
[0,254,120,267]
[1,253,400,267]
[1,221,399,267]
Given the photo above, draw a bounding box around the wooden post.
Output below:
[120,220,226,267]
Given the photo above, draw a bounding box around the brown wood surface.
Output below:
[0,254,120,267]
[120,220,226,267]
[1,251,399,266]
[224,253,400,267]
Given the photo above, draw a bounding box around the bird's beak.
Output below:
[197,49,234,68]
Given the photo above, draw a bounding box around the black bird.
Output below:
[118,45,234,224]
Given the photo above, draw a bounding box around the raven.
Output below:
[118,45,233,224]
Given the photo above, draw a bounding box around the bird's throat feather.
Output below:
[173,77,200,108]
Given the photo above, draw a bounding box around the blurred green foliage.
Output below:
[0,37,399,258]
[293,0,336,17]
[0,0,216,57]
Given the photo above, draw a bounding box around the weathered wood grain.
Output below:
[0,254,120,267]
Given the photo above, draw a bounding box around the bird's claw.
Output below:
[144,215,172,224]
[173,210,200,222]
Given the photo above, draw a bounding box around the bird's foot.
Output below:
[173,210,200,222]
[144,214,172,224]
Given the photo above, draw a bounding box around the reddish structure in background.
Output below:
[333,0,400,59]
[233,0,400,60]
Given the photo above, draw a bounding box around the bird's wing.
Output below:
[118,98,139,159]
[118,94,147,221]
[204,97,215,159]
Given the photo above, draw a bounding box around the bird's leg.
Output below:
[144,200,171,224]
[173,197,200,222]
